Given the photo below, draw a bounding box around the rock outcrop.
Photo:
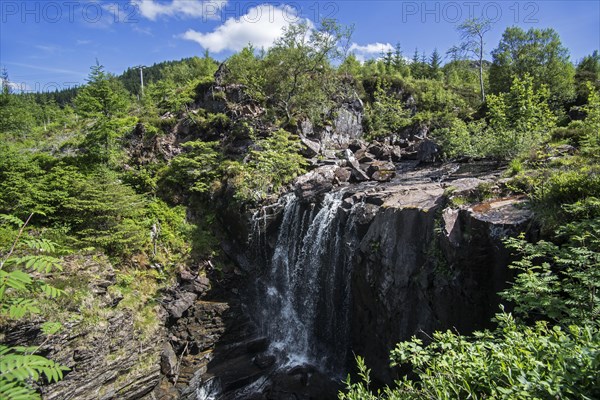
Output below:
[228,160,534,394]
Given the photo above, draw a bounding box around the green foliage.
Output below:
[341,314,600,400]
[74,62,130,119]
[74,62,135,166]
[364,79,411,137]
[0,92,37,135]
[0,345,68,400]
[485,74,556,158]
[490,27,575,106]
[575,51,600,104]
[119,55,218,95]
[61,170,150,256]
[432,117,480,159]
[580,83,600,155]
[260,19,352,124]
[228,129,307,201]
[225,45,267,101]
[503,231,600,325]
[146,199,192,261]
[144,78,202,115]
[0,216,68,399]
[161,140,223,196]
[81,115,136,166]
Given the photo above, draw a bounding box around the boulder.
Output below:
[367,143,391,160]
[253,354,276,369]
[300,119,314,137]
[167,292,198,319]
[391,146,403,162]
[404,139,441,163]
[334,167,352,183]
[355,148,375,163]
[294,165,339,202]
[367,161,396,182]
[416,139,440,163]
[348,139,367,152]
[299,135,320,157]
[160,342,178,377]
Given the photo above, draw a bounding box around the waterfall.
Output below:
[255,190,356,374]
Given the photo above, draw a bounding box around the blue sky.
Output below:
[1,0,599,92]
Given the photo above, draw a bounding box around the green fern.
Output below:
[0,214,24,228]
[0,346,67,383]
[0,379,40,400]
[0,214,69,399]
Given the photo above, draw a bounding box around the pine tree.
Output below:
[74,62,134,166]
[383,50,394,72]
[74,61,130,119]
[429,48,442,78]
[411,48,421,78]
[1,67,10,95]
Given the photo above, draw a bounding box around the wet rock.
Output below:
[245,337,269,353]
[253,354,276,369]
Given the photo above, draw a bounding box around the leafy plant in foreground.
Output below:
[0,214,69,400]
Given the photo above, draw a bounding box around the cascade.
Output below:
[255,190,357,374]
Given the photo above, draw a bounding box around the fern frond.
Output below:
[0,214,25,228]
[38,283,64,299]
[40,321,62,336]
[2,298,41,319]
[0,377,41,400]
[0,270,33,291]
[21,239,57,254]
[6,255,63,273]
[0,353,67,383]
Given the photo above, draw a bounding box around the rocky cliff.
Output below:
[212,158,533,397]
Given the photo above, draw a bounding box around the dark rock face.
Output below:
[349,181,531,382]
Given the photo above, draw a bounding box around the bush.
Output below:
[341,314,600,400]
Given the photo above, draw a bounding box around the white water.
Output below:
[259,191,353,372]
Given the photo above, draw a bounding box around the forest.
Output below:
[1,16,599,400]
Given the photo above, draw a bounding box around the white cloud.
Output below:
[180,4,306,53]
[132,0,227,21]
[349,42,394,62]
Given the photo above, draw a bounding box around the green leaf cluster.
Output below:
[0,216,68,400]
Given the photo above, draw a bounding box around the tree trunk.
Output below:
[479,39,485,102]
